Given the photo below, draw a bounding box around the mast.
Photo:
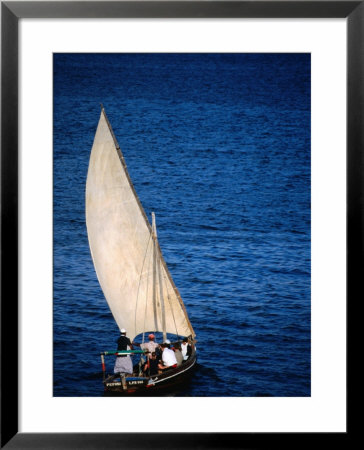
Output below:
[152,212,167,342]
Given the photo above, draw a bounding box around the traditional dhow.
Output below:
[86,106,197,394]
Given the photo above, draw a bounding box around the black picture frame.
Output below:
[1,1,357,448]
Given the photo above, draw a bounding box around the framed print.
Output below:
[1,1,357,448]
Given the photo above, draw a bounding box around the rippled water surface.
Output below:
[54,53,310,397]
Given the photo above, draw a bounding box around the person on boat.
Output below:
[172,342,183,366]
[114,328,134,375]
[134,333,160,355]
[181,337,192,361]
[158,339,178,372]
[143,351,159,376]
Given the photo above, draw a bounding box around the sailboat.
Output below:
[86,106,197,394]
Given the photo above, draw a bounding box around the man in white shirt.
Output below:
[158,339,177,371]
[181,337,192,361]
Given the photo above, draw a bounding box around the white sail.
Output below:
[86,108,195,342]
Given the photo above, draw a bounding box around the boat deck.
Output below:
[103,350,197,395]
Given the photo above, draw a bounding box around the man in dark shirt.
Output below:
[114,328,133,375]
[143,352,159,376]
[117,328,133,353]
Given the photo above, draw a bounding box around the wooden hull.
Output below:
[103,351,197,395]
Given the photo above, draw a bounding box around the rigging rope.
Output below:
[134,232,152,343]
[142,236,154,344]
[162,268,180,340]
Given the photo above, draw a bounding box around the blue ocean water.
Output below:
[53,53,310,397]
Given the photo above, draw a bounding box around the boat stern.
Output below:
[104,375,149,393]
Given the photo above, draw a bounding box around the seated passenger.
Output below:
[143,352,159,376]
[173,342,183,366]
[158,339,177,372]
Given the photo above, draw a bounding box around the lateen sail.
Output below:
[86,108,195,341]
